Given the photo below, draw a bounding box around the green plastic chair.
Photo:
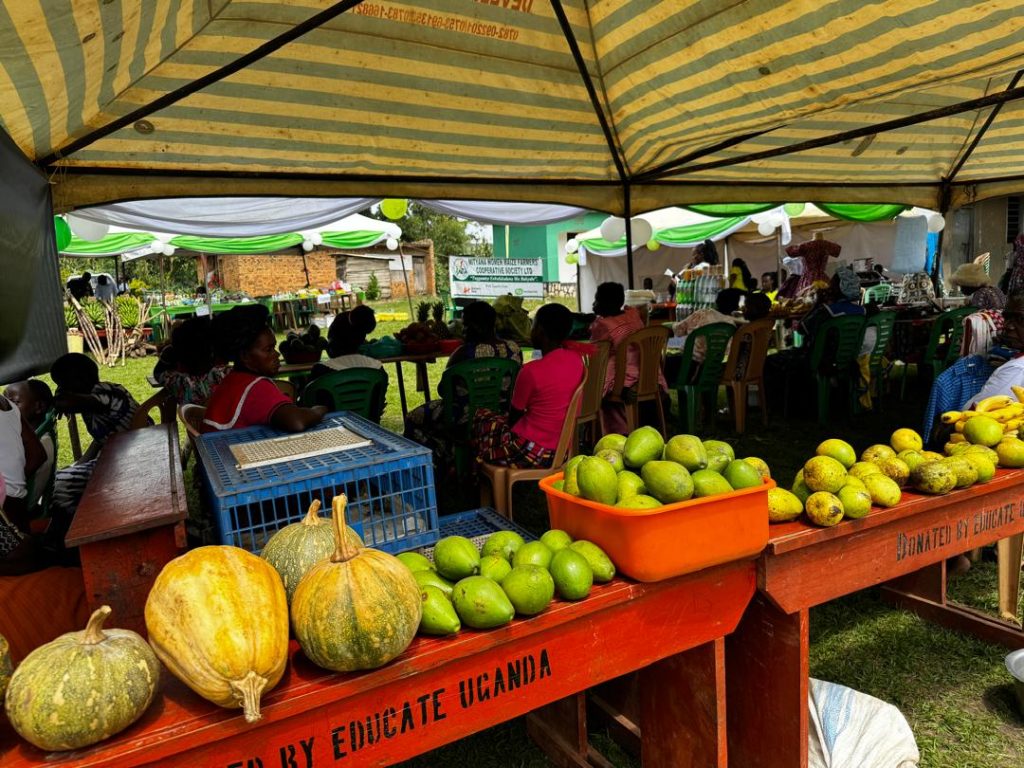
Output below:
[899,308,974,398]
[861,283,893,305]
[299,367,388,423]
[672,322,735,432]
[862,311,896,404]
[437,358,521,481]
[784,314,866,424]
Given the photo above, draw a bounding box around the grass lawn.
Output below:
[28,297,1024,767]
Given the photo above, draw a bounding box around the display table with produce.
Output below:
[728,463,1024,768]
[0,507,755,768]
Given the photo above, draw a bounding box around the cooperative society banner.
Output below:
[450,257,544,298]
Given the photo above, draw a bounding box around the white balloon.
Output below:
[67,214,109,242]
[565,238,579,254]
[310,232,323,246]
[757,222,775,237]
[600,216,625,242]
[386,237,399,251]
[927,214,946,233]
[629,217,653,246]
[302,240,314,252]
[162,243,176,256]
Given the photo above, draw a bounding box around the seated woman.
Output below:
[964,296,1024,408]
[311,305,382,377]
[202,304,327,433]
[950,262,1006,311]
[0,393,46,532]
[153,316,229,406]
[4,379,55,511]
[405,301,522,467]
[473,303,585,468]
[590,282,664,434]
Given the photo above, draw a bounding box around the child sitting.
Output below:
[153,316,229,406]
[311,305,382,376]
[49,353,142,540]
[202,304,327,433]
[4,380,55,510]
[473,303,584,468]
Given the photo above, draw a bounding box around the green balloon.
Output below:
[565,253,578,265]
[54,216,72,251]
[783,203,806,217]
[647,239,661,251]
[380,198,408,220]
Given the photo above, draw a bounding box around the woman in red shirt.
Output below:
[473,303,584,468]
[202,305,327,433]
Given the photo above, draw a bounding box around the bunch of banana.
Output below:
[942,392,1024,437]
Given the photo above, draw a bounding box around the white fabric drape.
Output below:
[73,197,378,237]
[74,197,587,236]
[418,200,586,225]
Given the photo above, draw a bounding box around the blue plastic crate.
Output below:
[195,412,438,554]
[410,508,536,559]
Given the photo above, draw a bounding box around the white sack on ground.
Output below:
[809,678,919,768]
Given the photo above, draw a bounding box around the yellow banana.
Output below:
[941,411,962,424]
[954,421,966,433]
[977,395,1015,413]
[1007,419,1023,430]
[1013,385,1024,403]
[949,433,967,443]
[984,406,1020,422]
[958,410,980,420]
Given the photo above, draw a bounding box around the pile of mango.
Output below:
[772,424,1019,528]
[398,530,614,635]
[553,426,768,508]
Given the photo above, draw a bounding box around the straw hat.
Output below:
[949,262,990,288]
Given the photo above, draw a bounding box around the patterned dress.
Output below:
[787,239,841,294]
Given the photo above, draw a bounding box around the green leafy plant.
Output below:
[128,278,148,297]
[365,272,381,301]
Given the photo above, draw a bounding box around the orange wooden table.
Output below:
[727,469,1024,768]
[0,560,754,768]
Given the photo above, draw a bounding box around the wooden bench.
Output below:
[64,423,187,636]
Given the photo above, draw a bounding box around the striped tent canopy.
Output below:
[5,1,1024,213]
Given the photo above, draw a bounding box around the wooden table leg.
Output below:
[393,361,409,418]
[526,694,594,768]
[726,594,808,768]
[417,361,432,402]
[66,413,83,461]
[998,533,1023,622]
[640,637,727,768]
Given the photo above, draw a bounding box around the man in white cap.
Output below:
[950,260,1005,310]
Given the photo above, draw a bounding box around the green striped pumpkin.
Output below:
[261,499,363,604]
[4,606,159,751]
[291,495,421,672]
[0,633,11,699]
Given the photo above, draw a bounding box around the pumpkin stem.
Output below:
[301,499,323,526]
[231,671,269,724]
[330,494,358,563]
[81,605,112,644]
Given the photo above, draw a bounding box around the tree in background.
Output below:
[368,202,492,293]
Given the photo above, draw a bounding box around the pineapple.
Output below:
[416,301,431,323]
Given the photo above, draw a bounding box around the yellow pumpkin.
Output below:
[292,495,421,672]
[145,545,289,723]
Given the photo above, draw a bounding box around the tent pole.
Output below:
[160,253,168,339]
[624,182,634,288]
[397,243,415,318]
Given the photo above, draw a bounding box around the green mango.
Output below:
[418,586,461,635]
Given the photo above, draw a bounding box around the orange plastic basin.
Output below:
[539,473,771,582]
